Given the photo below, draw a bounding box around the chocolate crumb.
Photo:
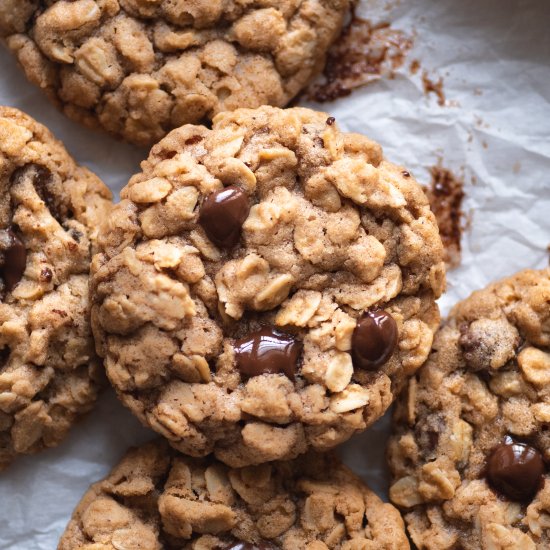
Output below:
[307,7,413,102]
[424,164,465,268]
[422,71,445,106]
[409,59,420,75]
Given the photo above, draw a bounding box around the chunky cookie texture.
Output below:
[91,106,445,466]
[0,107,112,470]
[58,440,410,549]
[388,269,550,550]
[0,0,349,146]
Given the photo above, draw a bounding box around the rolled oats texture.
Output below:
[58,439,410,549]
[388,268,550,549]
[0,0,349,146]
[91,105,445,466]
[0,106,112,470]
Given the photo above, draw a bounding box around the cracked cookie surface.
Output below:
[388,268,550,549]
[0,106,112,470]
[0,0,349,146]
[91,105,445,467]
[58,439,409,550]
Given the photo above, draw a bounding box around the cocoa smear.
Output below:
[422,71,446,106]
[424,164,465,268]
[307,7,413,102]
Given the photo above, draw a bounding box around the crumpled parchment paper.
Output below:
[1,1,549,548]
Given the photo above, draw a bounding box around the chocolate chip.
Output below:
[12,163,51,200]
[402,170,411,178]
[219,542,275,550]
[11,164,68,223]
[326,116,336,125]
[0,229,26,292]
[198,186,249,248]
[487,435,544,502]
[234,327,302,380]
[351,309,398,370]
[40,267,53,282]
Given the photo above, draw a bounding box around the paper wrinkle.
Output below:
[1,1,550,548]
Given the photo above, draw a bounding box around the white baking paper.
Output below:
[1,0,549,548]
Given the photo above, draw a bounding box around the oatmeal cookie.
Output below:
[0,106,112,470]
[91,105,445,467]
[388,268,550,549]
[0,0,349,146]
[58,439,409,549]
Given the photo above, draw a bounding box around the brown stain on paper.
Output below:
[421,71,446,106]
[308,8,413,102]
[424,164,465,268]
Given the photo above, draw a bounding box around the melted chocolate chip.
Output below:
[351,309,398,370]
[219,542,275,550]
[234,327,301,380]
[0,229,26,291]
[198,186,249,248]
[11,164,69,223]
[487,435,544,502]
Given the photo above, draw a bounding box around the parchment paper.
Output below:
[1,1,549,548]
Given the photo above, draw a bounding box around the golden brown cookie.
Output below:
[91,105,445,467]
[58,439,410,549]
[388,268,550,549]
[0,106,112,470]
[0,0,349,146]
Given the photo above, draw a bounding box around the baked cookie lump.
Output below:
[0,0,349,146]
[58,439,410,549]
[0,107,112,470]
[91,105,445,467]
[388,268,550,549]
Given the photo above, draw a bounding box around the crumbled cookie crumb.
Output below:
[307,8,413,103]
